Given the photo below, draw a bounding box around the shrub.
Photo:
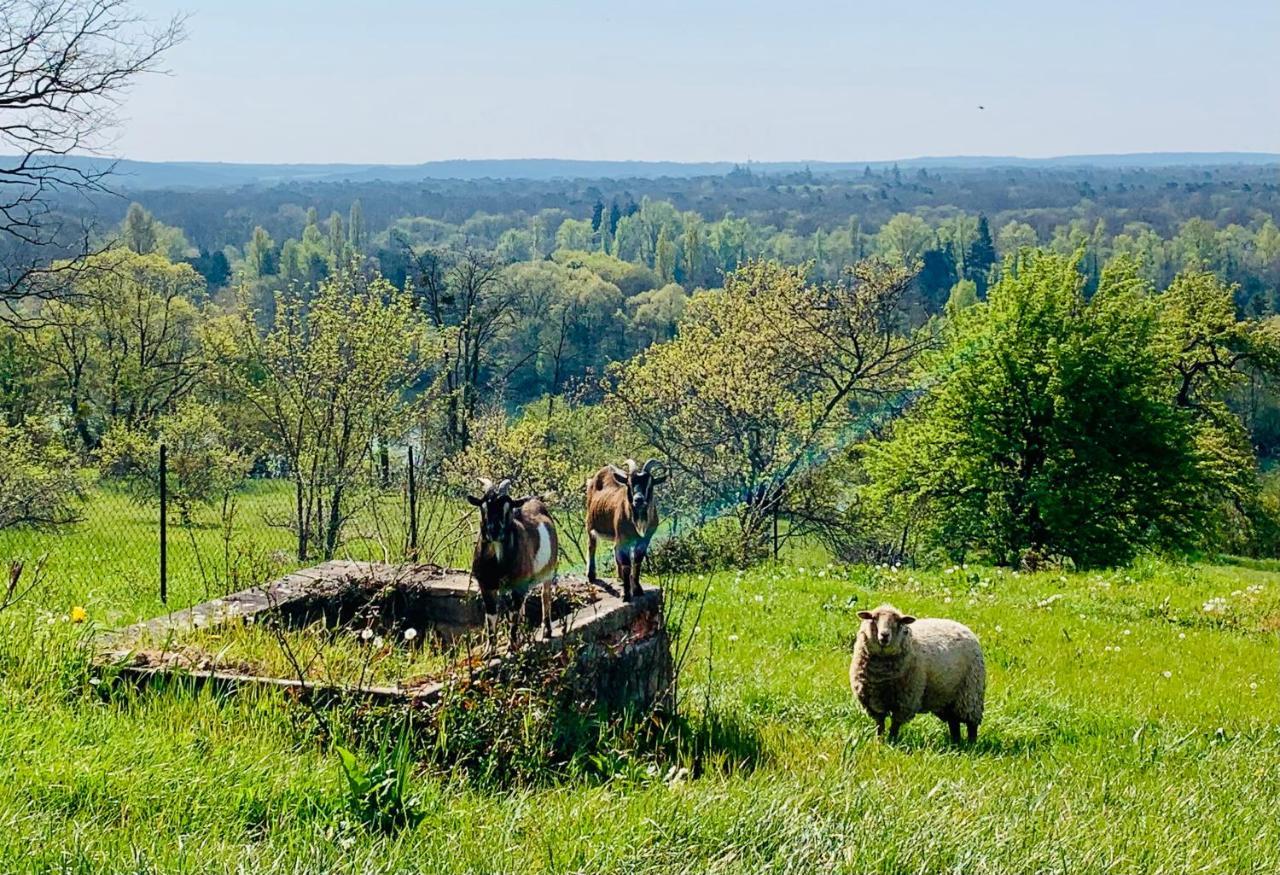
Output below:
[0,422,84,530]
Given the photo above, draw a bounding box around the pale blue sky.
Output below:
[119,0,1280,164]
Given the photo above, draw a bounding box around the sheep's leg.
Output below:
[947,718,962,745]
[965,721,979,744]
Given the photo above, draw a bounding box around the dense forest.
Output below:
[6,159,1280,569]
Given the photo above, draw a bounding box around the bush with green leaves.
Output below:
[864,251,1271,568]
[0,422,84,531]
[97,399,250,524]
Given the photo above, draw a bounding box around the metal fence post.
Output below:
[159,443,168,605]
[407,446,418,558]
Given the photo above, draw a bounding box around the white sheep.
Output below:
[849,603,986,743]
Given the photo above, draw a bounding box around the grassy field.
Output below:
[0,480,477,627]
[2,498,1280,872]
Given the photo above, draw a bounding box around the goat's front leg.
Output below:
[480,588,499,657]
[631,537,651,598]
[615,546,633,601]
[586,528,599,583]
[540,574,554,640]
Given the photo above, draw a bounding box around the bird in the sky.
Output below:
[978,105,985,110]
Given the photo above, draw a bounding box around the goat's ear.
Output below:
[510,495,536,506]
[857,611,874,621]
[466,495,484,507]
[900,615,916,625]
[609,465,629,484]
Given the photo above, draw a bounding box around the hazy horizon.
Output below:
[118,0,1280,165]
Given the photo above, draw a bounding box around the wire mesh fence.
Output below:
[0,445,478,622]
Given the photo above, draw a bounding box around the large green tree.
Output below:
[611,258,923,561]
[865,251,1247,568]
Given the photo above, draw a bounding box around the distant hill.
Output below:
[17,152,1280,190]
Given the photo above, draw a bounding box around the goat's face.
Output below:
[857,605,915,655]
[611,458,668,520]
[468,478,515,546]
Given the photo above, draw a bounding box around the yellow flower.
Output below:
[70,606,88,624]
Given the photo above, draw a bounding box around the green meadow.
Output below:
[1,492,1279,873]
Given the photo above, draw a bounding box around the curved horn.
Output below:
[644,457,669,483]
[477,477,494,492]
[496,478,512,496]
[625,458,637,474]
[609,465,629,483]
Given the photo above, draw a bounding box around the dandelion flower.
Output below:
[403,627,418,641]
[1162,671,1172,679]
[69,606,87,623]
[361,628,374,641]
[1202,598,1227,614]
[1178,632,1186,639]
[1250,682,1259,691]
[1123,629,1131,636]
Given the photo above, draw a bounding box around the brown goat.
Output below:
[586,458,667,600]
[468,478,558,649]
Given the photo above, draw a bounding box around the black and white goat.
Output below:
[585,458,667,600]
[468,477,558,648]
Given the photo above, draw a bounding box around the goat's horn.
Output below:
[643,458,660,473]
[477,477,493,492]
[496,478,512,496]
[625,458,637,474]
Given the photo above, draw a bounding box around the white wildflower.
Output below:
[1162,671,1172,679]
[728,634,740,642]
[403,627,418,641]
[361,628,374,641]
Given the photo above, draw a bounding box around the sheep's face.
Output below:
[857,606,915,654]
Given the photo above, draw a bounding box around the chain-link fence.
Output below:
[0,446,476,623]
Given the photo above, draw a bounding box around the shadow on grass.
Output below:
[849,719,1058,758]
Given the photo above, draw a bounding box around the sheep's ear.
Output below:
[900,615,916,625]
[857,611,873,621]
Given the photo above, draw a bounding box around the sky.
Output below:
[116,0,1280,164]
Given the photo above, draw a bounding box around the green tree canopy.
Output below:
[864,251,1263,568]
